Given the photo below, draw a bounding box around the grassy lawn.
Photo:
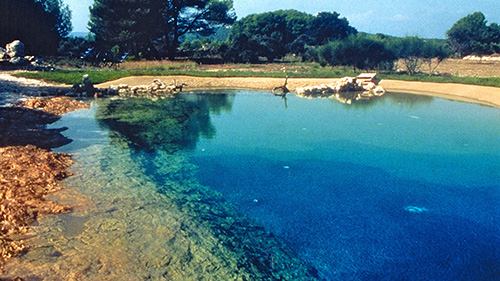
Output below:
[12,60,500,88]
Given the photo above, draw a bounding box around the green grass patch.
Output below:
[12,65,361,85]
[14,70,146,85]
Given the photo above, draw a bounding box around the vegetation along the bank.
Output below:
[13,63,500,89]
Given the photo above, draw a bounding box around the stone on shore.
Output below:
[9,56,29,65]
[6,40,25,58]
[106,79,185,98]
[295,74,385,104]
[0,47,7,60]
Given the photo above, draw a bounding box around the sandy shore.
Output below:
[97,75,500,108]
[380,79,500,108]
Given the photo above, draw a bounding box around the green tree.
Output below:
[40,0,73,38]
[288,34,315,59]
[223,33,261,63]
[309,12,357,45]
[89,0,235,59]
[226,9,356,63]
[488,23,500,53]
[0,0,72,54]
[89,0,163,57]
[388,36,425,75]
[58,36,91,57]
[160,0,236,60]
[421,39,450,75]
[318,35,394,70]
[387,36,450,75]
[446,12,495,56]
[226,10,313,62]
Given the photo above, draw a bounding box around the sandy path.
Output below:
[97,75,500,108]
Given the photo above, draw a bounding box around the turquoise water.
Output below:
[185,91,500,280]
[5,91,500,280]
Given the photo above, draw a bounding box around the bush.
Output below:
[318,35,395,70]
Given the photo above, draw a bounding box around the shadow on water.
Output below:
[93,92,322,280]
[96,91,236,152]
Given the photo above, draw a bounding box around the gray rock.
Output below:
[82,74,92,87]
[6,40,25,57]
[71,74,96,96]
[0,47,7,60]
[9,57,29,65]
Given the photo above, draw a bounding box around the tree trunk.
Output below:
[168,41,178,60]
[167,12,179,60]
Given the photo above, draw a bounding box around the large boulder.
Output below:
[0,47,7,60]
[6,40,25,58]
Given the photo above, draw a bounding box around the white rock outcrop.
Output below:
[106,79,187,98]
[6,40,25,58]
[0,47,7,60]
[295,75,385,104]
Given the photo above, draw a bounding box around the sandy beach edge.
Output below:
[96,75,500,108]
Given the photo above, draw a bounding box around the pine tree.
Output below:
[160,0,236,59]
[88,0,236,59]
[0,0,72,54]
[89,0,163,57]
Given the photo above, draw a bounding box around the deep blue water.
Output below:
[183,91,500,280]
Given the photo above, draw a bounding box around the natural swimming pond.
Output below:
[4,90,500,280]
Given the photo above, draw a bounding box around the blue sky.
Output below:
[65,0,500,39]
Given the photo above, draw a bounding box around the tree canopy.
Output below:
[161,0,236,59]
[318,34,395,70]
[310,12,357,45]
[0,0,72,54]
[225,10,357,62]
[446,12,500,56]
[89,0,163,57]
[89,0,236,59]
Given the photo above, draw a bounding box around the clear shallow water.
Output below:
[4,91,500,280]
[4,97,317,280]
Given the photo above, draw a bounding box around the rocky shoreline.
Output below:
[0,76,89,269]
